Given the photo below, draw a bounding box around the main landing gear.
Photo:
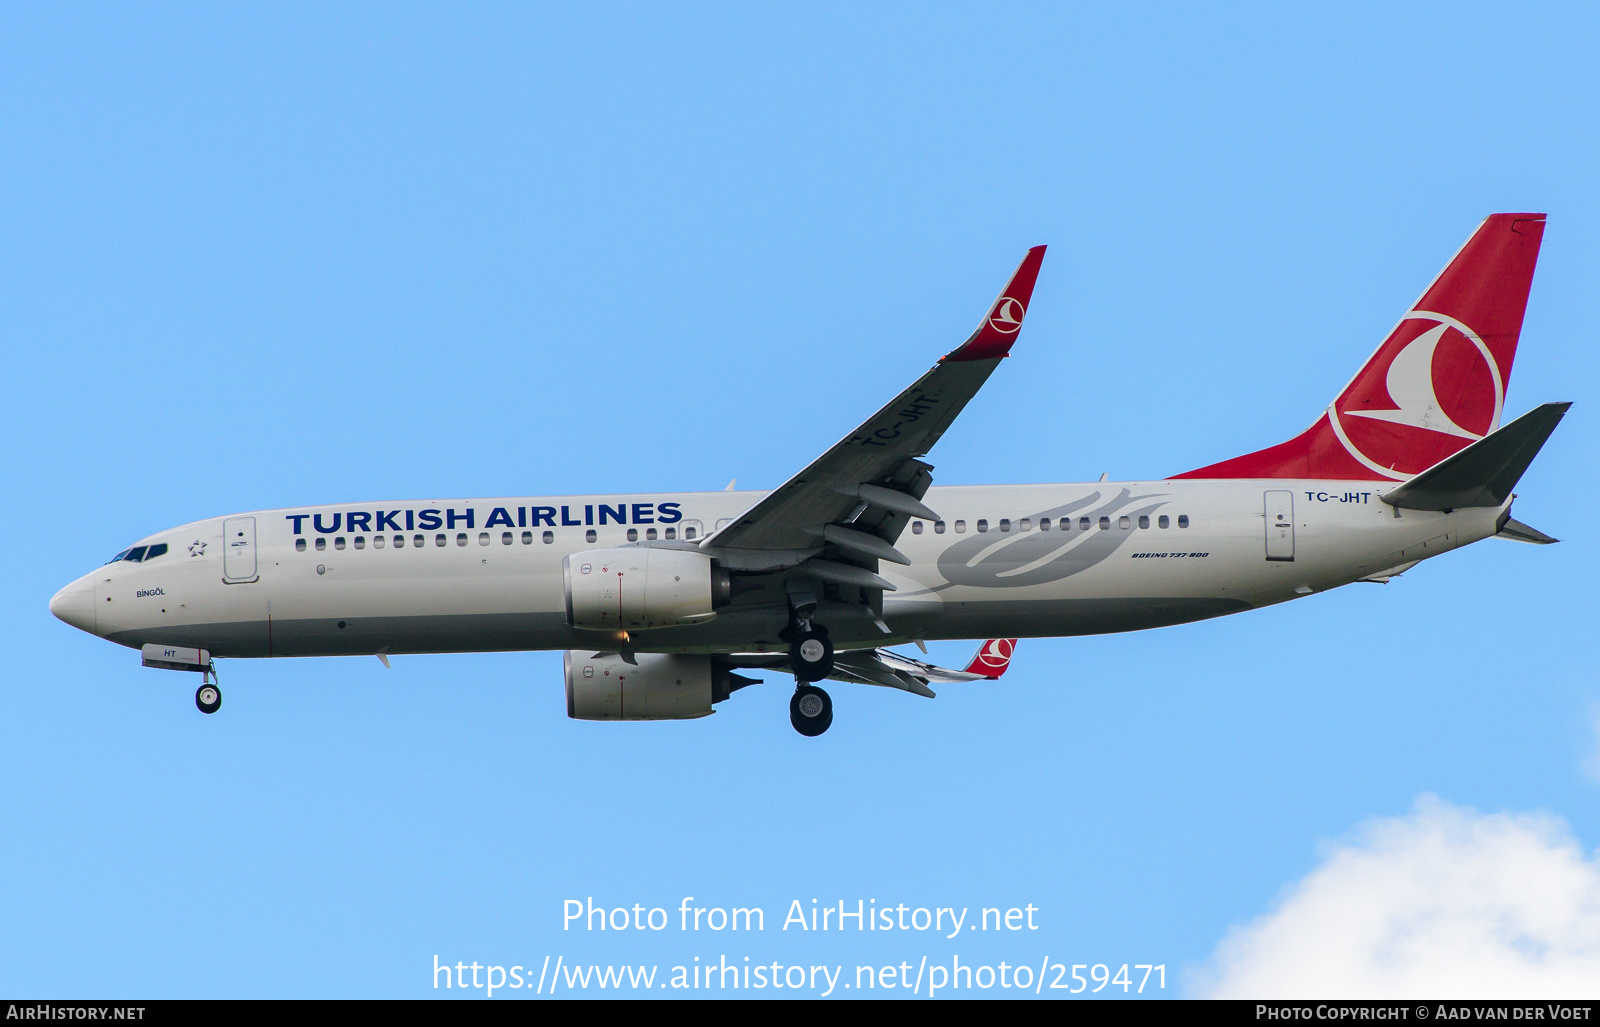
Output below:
[787,624,834,736]
[790,683,833,737]
[789,624,834,681]
[195,665,221,714]
[784,586,834,735]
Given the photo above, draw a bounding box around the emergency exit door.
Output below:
[1264,491,1295,561]
[222,516,259,583]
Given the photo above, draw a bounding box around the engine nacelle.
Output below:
[562,547,729,631]
[566,652,753,721]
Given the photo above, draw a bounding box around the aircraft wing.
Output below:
[702,246,1047,558]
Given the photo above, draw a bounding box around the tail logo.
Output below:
[1329,311,1505,479]
[975,638,1014,670]
[988,297,1025,334]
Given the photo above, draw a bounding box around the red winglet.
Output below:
[944,246,1047,362]
[963,638,1017,678]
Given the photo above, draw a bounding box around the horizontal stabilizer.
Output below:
[1496,516,1559,544]
[1382,402,1571,511]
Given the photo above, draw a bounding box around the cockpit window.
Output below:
[107,543,168,564]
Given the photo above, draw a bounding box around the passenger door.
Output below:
[1264,490,1294,561]
[222,516,259,583]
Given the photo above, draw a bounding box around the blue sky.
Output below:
[4,3,1598,998]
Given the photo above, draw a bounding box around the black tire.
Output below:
[195,683,221,715]
[789,685,833,737]
[789,628,834,682]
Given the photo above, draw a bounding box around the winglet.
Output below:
[962,638,1018,678]
[944,246,1047,362]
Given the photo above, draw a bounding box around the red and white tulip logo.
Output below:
[987,296,1025,334]
[1329,311,1504,479]
[976,638,1015,671]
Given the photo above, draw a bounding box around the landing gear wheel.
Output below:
[789,628,834,682]
[195,682,221,715]
[790,684,833,737]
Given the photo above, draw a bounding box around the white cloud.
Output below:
[1195,796,1600,998]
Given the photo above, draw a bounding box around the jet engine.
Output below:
[562,547,730,631]
[564,652,757,721]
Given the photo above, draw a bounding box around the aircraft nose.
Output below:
[50,574,98,634]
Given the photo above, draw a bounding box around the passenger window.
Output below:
[586,529,597,543]
[1019,518,1031,531]
[1178,514,1190,528]
[478,532,490,546]
[315,538,327,551]
[1098,517,1110,530]
[543,531,555,544]
[295,538,307,552]
[1138,515,1149,529]
[146,543,168,559]
[354,536,365,550]
[521,531,533,544]
[684,527,697,540]
[126,546,148,562]
[374,535,385,549]
[456,533,468,546]
[1079,517,1091,531]
[1118,516,1130,529]
[999,519,1011,532]
[415,534,426,547]
[626,528,638,542]
[501,531,513,545]
[912,521,924,534]
[976,519,989,533]
[934,520,946,534]
[954,520,966,533]
[1040,518,1051,531]
[393,535,405,548]
[335,537,346,550]
[435,534,447,547]
[646,528,657,540]
[664,527,677,540]
[1158,515,1169,528]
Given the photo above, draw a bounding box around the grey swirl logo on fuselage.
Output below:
[934,489,1169,588]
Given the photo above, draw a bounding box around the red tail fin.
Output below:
[963,638,1017,679]
[1174,214,1546,481]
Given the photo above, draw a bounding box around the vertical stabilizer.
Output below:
[1175,214,1546,481]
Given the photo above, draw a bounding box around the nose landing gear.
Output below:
[790,683,833,737]
[195,665,221,714]
[195,682,221,714]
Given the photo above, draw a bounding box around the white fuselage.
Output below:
[51,479,1501,661]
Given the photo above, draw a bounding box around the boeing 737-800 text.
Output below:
[51,215,1567,735]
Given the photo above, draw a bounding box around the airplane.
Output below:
[50,214,1567,736]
